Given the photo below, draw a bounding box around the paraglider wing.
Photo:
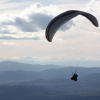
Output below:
[45,10,98,42]
[80,12,98,27]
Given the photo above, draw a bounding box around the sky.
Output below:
[0,0,100,67]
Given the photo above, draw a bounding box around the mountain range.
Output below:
[0,61,100,100]
[0,61,100,82]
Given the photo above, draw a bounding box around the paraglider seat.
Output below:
[71,73,78,81]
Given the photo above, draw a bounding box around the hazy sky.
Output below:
[0,0,100,67]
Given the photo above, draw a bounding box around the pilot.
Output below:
[71,73,78,81]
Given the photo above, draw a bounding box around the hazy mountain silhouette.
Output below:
[0,68,100,82]
[0,61,100,100]
[0,61,100,82]
[0,61,64,71]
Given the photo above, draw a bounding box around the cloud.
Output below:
[84,0,100,14]
[0,0,8,3]
[60,0,88,5]
[0,33,41,40]
[7,0,86,4]
[8,0,40,2]
[0,1,99,40]
[3,41,18,46]
[0,3,75,40]
[12,13,53,32]
[0,55,100,67]
[0,3,56,32]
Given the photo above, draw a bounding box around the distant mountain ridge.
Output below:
[0,61,100,72]
[0,61,64,71]
[0,68,100,83]
[0,61,100,100]
[0,61,100,83]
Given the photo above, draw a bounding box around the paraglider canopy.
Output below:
[45,10,99,42]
